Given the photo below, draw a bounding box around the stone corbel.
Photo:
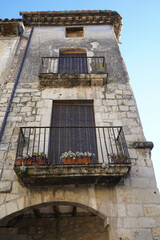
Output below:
[132,141,154,150]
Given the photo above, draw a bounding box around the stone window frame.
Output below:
[65,27,84,38]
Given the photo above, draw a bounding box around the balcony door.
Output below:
[48,100,98,164]
[58,50,88,74]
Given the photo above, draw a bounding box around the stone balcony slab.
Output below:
[14,163,131,186]
[38,73,108,87]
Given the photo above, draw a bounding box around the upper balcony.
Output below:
[14,126,131,186]
[38,56,108,87]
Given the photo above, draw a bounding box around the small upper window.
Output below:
[66,27,84,38]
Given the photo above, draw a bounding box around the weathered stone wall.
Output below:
[0,25,160,240]
[0,214,109,240]
[0,38,18,84]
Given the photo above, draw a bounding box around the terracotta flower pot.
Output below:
[38,158,46,165]
[17,159,22,166]
[114,155,124,163]
[63,157,91,164]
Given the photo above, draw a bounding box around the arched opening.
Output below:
[0,202,110,240]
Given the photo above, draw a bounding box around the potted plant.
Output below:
[110,153,128,164]
[60,151,95,164]
[16,152,47,166]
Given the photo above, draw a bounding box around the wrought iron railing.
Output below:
[16,127,130,166]
[39,57,107,74]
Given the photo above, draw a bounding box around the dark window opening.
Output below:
[66,27,84,38]
[58,50,88,74]
[48,100,98,164]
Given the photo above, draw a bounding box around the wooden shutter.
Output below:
[58,52,88,74]
[48,100,98,164]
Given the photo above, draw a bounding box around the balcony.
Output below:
[14,126,131,186]
[38,57,108,87]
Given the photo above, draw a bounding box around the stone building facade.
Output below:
[0,10,160,240]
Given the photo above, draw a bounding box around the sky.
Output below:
[1,0,160,190]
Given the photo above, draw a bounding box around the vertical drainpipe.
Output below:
[0,26,34,142]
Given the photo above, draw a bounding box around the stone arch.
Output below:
[0,186,109,223]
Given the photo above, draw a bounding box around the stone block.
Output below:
[41,114,51,126]
[131,229,152,240]
[0,98,8,104]
[105,93,115,99]
[113,119,122,126]
[138,166,155,178]
[0,181,12,193]
[17,197,25,211]
[0,204,7,219]
[0,151,5,160]
[130,177,150,188]
[152,228,160,240]
[126,204,144,217]
[138,217,157,228]
[64,190,78,202]
[6,193,19,202]
[26,121,40,126]
[0,194,6,205]
[55,189,64,201]
[12,97,20,103]
[42,89,55,99]
[30,192,42,206]
[128,148,137,159]
[119,105,129,111]
[116,187,131,203]
[97,201,109,218]
[144,205,160,217]
[6,200,18,215]
[16,88,37,93]
[21,107,32,112]
[2,169,15,181]
[96,187,116,202]
[89,196,98,210]
[116,229,131,239]
[7,116,22,122]
[21,97,31,103]
[6,150,16,160]
[131,189,160,204]
[106,99,117,106]
[117,203,127,217]
[127,112,138,118]
[0,111,5,117]
[78,194,89,206]
[43,190,54,203]
[123,217,139,228]
[123,99,135,106]
[109,217,123,228]
[115,90,122,94]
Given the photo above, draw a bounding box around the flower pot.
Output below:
[26,159,32,165]
[64,158,72,164]
[17,159,22,166]
[114,155,124,163]
[82,157,91,164]
[38,158,46,165]
[63,157,91,164]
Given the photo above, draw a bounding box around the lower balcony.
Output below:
[14,127,131,186]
